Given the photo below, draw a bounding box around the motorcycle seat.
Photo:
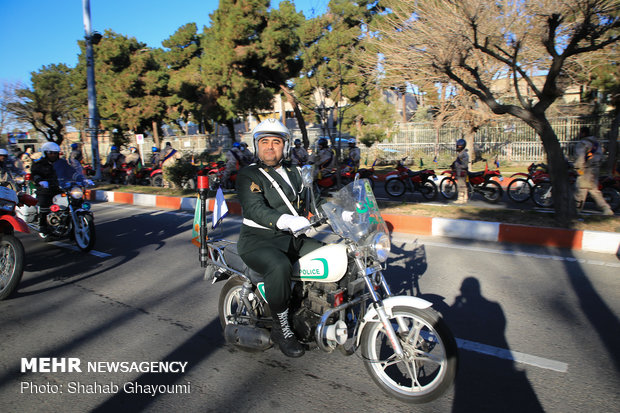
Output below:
[223,243,264,284]
[407,170,421,177]
[468,171,485,178]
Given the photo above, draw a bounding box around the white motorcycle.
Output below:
[199,166,458,403]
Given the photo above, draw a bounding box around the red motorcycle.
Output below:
[384,158,438,200]
[0,186,35,300]
[506,163,549,203]
[440,163,504,203]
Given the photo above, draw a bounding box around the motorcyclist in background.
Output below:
[312,137,335,179]
[238,142,255,168]
[0,148,18,188]
[69,143,83,164]
[346,138,361,172]
[291,138,308,166]
[452,138,470,204]
[125,146,143,185]
[150,146,162,168]
[31,142,93,235]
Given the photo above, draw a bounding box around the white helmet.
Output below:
[0,149,8,156]
[252,118,291,161]
[41,141,61,153]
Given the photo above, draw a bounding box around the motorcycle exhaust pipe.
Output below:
[224,324,272,351]
[324,320,348,346]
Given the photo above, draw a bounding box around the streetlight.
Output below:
[82,0,102,179]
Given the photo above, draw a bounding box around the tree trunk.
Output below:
[152,120,160,148]
[529,116,576,226]
[225,120,236,143]
[280,85,309,147]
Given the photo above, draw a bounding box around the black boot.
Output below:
[271,309,304,358]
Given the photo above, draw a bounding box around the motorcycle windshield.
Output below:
[320,177,389,245]
[54,159,85,187]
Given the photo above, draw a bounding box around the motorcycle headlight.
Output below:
[371,232,391,262]
[70,186,84,199]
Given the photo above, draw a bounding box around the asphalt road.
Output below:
[1,202,618,412]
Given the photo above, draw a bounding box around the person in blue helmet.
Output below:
[150,146,162,167]
[69,142,83,165]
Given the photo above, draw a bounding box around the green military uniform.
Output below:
[237,162,323,313]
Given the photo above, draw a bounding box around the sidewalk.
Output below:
[86,189,620,255]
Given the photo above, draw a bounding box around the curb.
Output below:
[85,190,620,255]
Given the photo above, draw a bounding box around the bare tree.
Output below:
[365,0,619,224]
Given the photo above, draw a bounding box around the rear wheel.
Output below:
[601,187,620,211]
[479,180,503,203]
[385,179,406,197]
[0,235,25,300]
[507,178,532,203]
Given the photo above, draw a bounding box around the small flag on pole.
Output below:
[213,187,229,229]
[191,200,202,247]
[433,155,437,163]
[494,157,500,168]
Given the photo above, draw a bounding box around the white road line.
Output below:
[456,338,568,373]
[48,241,111,258]
[417,240,620,268]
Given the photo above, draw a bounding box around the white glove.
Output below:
[276,214,311,233]
[342,210,354,222]
[84,179,94,186]
[39,181,49,188]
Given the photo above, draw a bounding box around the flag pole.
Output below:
[197,174,209,268]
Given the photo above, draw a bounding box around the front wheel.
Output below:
[532,181,554,208]
[439,177,457,199]
[73,213,96,252]
[478,180,503,203]
[602,187,620,211]
[151,173,164,187]
[385,179,406,197]
[0,234,25,300]
[507,178,532,203]
[360,306,458,404]
[419,180,438,200]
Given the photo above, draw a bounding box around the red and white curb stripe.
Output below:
[87,190,619,255]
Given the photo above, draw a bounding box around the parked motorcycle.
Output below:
[384,158,438,200]
[0,186,33,300]
[16,163,96,252]
[198,167,458,403]
[506,163,549,203]
[440,163,503,203]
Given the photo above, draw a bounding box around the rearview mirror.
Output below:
[301,165,313,188]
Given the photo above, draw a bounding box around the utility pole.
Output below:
[82,0,101,179]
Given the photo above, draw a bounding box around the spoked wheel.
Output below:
[507,178,532,203]
[385,179,406,197]
[439,177,457,199]
[479,180,503,203]
[218,276,271,352]
[532,181,554,208]
[73,214,96,252]
[151,173,164,187]
[419,180,438,200]
[0,235,25,300]
[360,306,458,404]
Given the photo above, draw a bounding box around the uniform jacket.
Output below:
[236,162,318,255]
[31,157,59,186]
[575,136,602,189]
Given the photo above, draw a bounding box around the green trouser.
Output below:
[239,231,323,314]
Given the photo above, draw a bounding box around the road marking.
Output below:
[48,241,111,258]
[456,338,568,373]
[418,240,620,268]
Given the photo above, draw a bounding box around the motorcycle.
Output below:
[384,158,438,200]
[506,163,549,203]
[198,166,458,403]
[440,163,504,203]
[15,162,96,252]
[0,186,34,300]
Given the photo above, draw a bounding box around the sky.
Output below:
[0,0,329,86]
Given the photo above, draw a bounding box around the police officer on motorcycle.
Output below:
[236,119,324,358]
[31,142,62,235]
